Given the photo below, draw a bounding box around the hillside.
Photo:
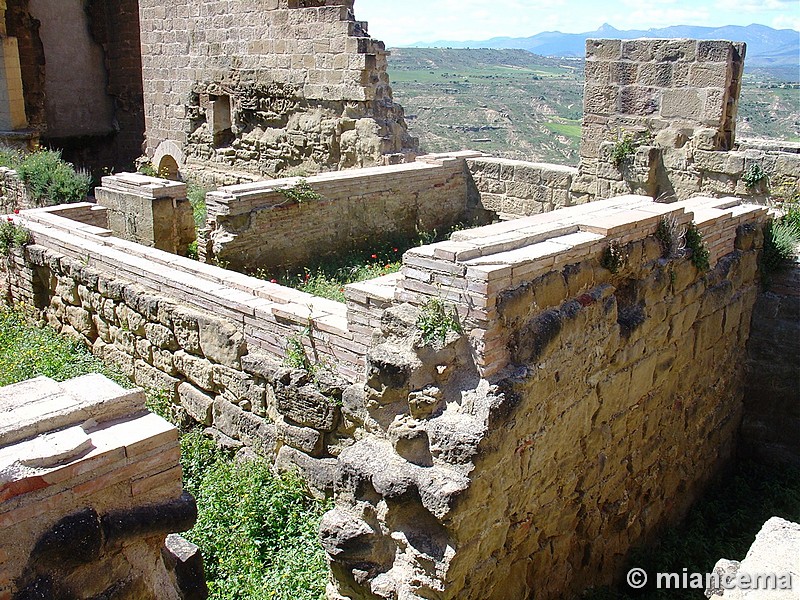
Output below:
[388,48,800,163]
[411,23,800,68]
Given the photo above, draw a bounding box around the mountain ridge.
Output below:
[407,23,800,67]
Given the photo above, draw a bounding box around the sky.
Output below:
[355,0,800,46]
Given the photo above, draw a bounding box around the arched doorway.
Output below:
[158,154,179,180]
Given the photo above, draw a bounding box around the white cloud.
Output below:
[772,14,800,30]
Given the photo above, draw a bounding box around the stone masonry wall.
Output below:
[322,195,769,599]
[203,151,485,272]
[466,156,578,218]
[742,257,800,467]
[574,38,745,202]
[139,0,417,181]
[0,374,201,600]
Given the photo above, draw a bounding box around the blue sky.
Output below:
[355,0,800,46]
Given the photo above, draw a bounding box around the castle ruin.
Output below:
[0,2,798,600]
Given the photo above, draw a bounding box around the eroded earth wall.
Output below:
[138,0,417,181]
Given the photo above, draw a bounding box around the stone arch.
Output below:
[152,139,185,180]
[157,154,179,180]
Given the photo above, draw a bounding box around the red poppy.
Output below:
[270,279,277,283]
[13,209,19,214]
[393,248,398,252]
[371,254,378,259]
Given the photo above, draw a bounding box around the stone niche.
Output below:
[0,374,206,600]
[139,0,418,183]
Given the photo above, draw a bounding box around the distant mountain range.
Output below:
[408,23,800,67]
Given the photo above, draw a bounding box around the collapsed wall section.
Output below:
[139,0,418,182]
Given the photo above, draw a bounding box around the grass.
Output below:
[0,306,330,600]
[582,459,800,599]
[0,306,128,387]
[259,224,468,302]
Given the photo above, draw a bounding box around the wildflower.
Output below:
[13,209,19,214]
[6,216,12,222]
[270,279,277,283]
[393,248,398,252]
[371,254,377,259]
[384,264,390,269]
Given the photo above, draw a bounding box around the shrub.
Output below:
[762,220,800,275]
[611,132,637,168]
[655,216,685,259]
[15,149,92,205]
[180,429,329,600]
[278,179,321,204]
[187,183,208,229]
[0,218,30,257]
[0,146,22,169]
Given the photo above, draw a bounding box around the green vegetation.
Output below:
[0,148,92,205]
[180,431,329,600]
[610,132,638,168]
[0,219,30,257]
[0,307,330,600]
[655,216,685,259]
[188,183,208,229]
[582,459,800,600]
[600,240,626,274]
[742,163,768,189]
[285,327,314,371]
[278,179,322,204]
[684,223,710,271]
[0,307,127,388]
[416,297,463,345]
[762,201,800,277]
[260,224,469,302]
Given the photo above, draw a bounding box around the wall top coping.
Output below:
[467,156,579,173]
[209,151,482,202]
[0,374,146,450]
[99,173,187,200]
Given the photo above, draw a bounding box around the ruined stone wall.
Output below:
[203,152,482,272]
[742,257,800,467]
[466,156,578,217]
[138,0,417,181]
[323,196,769,599]
[0,168,30,212]
[0,374,202,599]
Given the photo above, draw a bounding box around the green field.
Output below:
[388,48,799,163]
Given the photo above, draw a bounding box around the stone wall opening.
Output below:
[158,154,179,180]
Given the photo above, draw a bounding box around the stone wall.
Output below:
[203,151,484,271]
[138,0,417,181]
[742,257,800,467]
[0,373,204,599]
[572,38,800,204]
[95,173,196,256]
[0,168,30,213]
[322,195,769,599]
[466,156,578,218]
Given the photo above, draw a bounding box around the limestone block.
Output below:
[212,398,276,454]
[275,383,340,431]
[173,350,215,392]
[178,382,214,425]
[277,416,323,455]
[197,315,246,368]
[275,445,338,496]
[387,415,432,467]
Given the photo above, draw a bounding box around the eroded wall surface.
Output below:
[322,196,769,599]
[138,0,417,181]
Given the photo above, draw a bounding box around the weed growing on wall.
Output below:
[741,163,769,189]
[278,179,322,204]
[655,216,686,259]
[600,240,626,273]
[416,297,463,346]
[0,219,30,257]
[187,183,208,229]
[684,223,710,271]
[285,327,313,371]
[15,149,92,205]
